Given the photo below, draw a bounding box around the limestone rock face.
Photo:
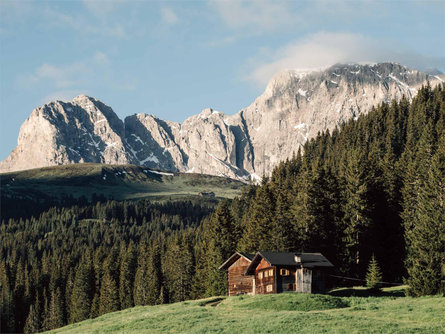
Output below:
[0,95,132,172]
[1,63,443,180]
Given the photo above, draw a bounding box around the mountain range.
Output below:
[1,62,443,180]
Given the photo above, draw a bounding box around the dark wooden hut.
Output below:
[243,252,334,294]
[219,252,255,296]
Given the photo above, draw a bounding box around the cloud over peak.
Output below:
[246,32,445,86]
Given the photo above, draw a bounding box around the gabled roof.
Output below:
[218,251,255,270]
[245,251,333,275]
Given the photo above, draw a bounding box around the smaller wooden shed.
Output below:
[219,252,255,296]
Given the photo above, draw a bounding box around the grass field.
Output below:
[48,286,444,334]
[1,163,245,201]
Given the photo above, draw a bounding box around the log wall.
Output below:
[227,256,254,296]
[254,258,276,294]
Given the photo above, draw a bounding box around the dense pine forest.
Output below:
[1,84,444,333]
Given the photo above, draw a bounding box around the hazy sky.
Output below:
[1,0,444,160]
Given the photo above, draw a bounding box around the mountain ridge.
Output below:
[1,62,443,179]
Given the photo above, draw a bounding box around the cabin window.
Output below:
[258,272,263,279]
[264,270,268,278]
[266,284,273,292]
[269,269,273,277]
[280,269,290,276]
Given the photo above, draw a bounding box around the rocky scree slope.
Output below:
[1,63,443,180]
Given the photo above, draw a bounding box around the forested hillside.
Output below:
[1,84,443,333]
[0,199,216,333]
[196,83,444,297]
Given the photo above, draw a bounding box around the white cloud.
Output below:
[21,62,88,89]
[246,32,445,86]
[16,51,138,96]
[17,51,111,89]
[161,6,178,25]
[94,51,110,66]
[210,0,295,32]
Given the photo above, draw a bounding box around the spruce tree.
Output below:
[145,241,163,305]
[98,249,120,316]
[201,200,238,296]
[290,162,313,252]
[133,244,150,306]
[366,255,382,292]
[119,242,137,309]
[44,287,64,330]
[340,150,372,276]
[24,297,41,334]
[69,253,94,323]
[405,134,445,296]
[240,183,275,251]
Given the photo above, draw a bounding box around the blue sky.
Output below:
[1,0,444,160]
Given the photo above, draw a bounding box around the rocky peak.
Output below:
[1,63,443,179]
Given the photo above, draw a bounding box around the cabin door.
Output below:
[302,268,312,293]
[296,268,312,293]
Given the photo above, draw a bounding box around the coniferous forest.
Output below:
[1,84,444,333]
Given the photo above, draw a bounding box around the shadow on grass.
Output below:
[328,287,405,298]
[198,297,226,307]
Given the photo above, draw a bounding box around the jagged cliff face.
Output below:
[1,63,443,179]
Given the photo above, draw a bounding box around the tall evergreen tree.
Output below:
[145,241,163,305]
[340,150,372,275]
[240,183,275,251]
[133,244,150,306]
[98,249,120,316]
[119,242,137,310]
[44,287,64,330]
[405,134,445,296]
[69,253,94,323]
[24,296,41,334]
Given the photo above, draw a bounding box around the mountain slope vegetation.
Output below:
[1,163,243,219]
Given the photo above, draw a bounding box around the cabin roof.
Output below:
[218,251,255,270]
[245,251,333,275]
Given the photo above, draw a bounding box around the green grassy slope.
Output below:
[1,163,245,201]
[49,287,444,334]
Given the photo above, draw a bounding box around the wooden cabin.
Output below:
[220,251,334,295]
[245,252,334,294]
[219,252,255,296]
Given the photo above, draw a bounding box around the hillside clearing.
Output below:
[48,287,444,334]
[1,163,244,201]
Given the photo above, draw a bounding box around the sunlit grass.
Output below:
[48,286,445,334]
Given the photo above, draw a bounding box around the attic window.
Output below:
[280,269,290,276]
[264,270,268,278]
[269,269,273,277]
[258,272,263,279]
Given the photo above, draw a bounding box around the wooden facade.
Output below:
[254,258,276,294]
[227,256,254,296]
[219,252,254,296]
[240,251,334,295]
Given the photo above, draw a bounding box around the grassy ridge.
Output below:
[1,163,244,201]
[49,287,445,334]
